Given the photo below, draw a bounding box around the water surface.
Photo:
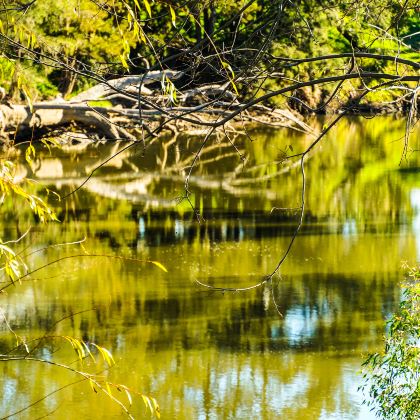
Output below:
[1,116,420,419]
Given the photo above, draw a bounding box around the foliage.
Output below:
[0,0,418,103]
[0,159,58,223]
[361,266,420,420]
[0,156,162,417]
[0,0,135,98]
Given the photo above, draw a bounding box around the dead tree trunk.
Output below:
[0,103,137,140]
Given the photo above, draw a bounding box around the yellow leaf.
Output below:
[82,341,95,362]
[119,54,129,71]
[169,6,176,27]
[74,338,85,359]
[151,261,168,273]
[151,397,160,418]
[0,243,16,257]
[143,0,152,18]
[139,27,146,44]
[230,80,239,95]
[105,382,113,396]
[142,395,154,413]
[92,344,115,367]
[125,389,132,406]
[25,144,35,164]
[40,139,51,154]
[221,62,238,95]
[89,379,98,393]
[101,347,115,366]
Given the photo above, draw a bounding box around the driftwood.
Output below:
[70,70,184,102]
[0,70,312,142]
[0,103,138,140]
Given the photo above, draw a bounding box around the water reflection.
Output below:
[1,117,420,419]
[410,189,420,261]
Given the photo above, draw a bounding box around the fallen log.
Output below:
[70,70,184,103]
[0,103,137,140]
[0,101,311,142]
[0,71,314,142]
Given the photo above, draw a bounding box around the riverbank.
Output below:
[0,73,418,145]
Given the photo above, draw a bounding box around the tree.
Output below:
[361,266,420,420]
[0,1,418,127]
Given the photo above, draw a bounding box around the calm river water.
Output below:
[1,116,420,419]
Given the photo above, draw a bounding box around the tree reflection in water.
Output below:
[1,117,419,418]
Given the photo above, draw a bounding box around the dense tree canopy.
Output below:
[0,0,418,108]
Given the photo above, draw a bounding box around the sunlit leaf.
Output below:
[92,343,115,367]
[142,395,149,409]
[143,0,152,18]
[82,341,95,362]
[119,54,129,71]
[105,381,113,396]
[151,397,160,418]
[46,188,61,201]
[89,379,98,393]
[142,395,154,413]
[75,339,83,358]
[169,6,176,27]
[25,144,35,164]
[151,261,168,273]
[139,27,146,44]
[221,61,238,95]
[125,389,132,406]
[0,243,16,257]
[133,0,141,11]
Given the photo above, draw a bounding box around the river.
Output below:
[1,116,419,419]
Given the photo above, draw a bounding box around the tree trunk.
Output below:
[204,1,216,38]
[0,103,135,140]
[62,57,79,98]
